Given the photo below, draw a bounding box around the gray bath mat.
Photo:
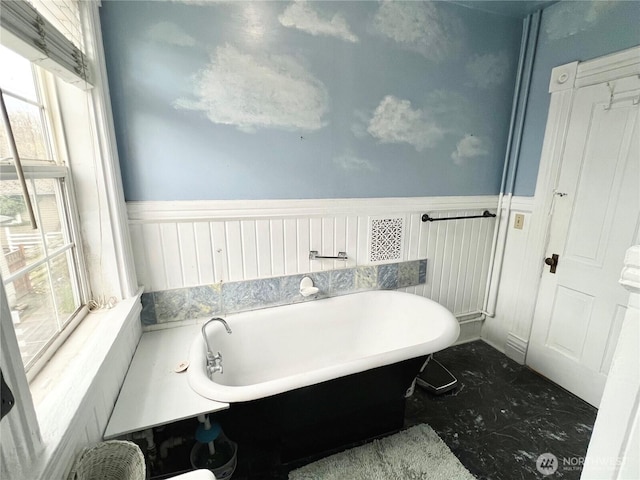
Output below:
[288,424,476,480]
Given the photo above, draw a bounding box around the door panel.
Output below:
[527,74,640,407]
[545,286,593,360]
[565,95,638,266]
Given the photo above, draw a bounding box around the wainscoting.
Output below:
[128,197,498,338]
[481,196,535,362]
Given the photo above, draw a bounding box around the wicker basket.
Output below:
[67,440,146,480]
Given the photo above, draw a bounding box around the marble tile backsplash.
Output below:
[140,259,427,326]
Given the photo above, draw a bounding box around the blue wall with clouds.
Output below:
[100,1,522,201]
[513,0,640,196]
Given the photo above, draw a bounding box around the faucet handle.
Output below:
[206,351,222,362]
[206,351,224,377]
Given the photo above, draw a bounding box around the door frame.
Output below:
[509,45,640,363]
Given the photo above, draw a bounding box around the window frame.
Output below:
[0,59,90,381]
[0,2,140,477]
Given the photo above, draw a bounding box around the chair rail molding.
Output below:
[127,196,499,223]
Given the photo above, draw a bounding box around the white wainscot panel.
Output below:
[128,197,498,318]
[482,196,536,358]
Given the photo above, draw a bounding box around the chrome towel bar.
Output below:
[309,251,348,260]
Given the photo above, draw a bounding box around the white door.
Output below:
[527,72,640,408]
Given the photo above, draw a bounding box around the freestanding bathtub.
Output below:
[187,289,459,460]
[188,290,459,402]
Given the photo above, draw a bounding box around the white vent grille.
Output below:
[369,217,404,263]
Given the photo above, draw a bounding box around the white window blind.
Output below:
[0,0,91,87]
[29,0,83,51]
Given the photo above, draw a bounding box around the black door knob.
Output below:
[544,254,559,274]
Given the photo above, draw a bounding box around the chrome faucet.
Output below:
[201,317,232,378]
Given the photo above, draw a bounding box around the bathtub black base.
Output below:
[218,356,427,464]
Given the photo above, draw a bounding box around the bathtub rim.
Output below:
[187,290,460,403]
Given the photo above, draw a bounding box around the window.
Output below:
[0,44,87,376]
[0,3,139,478]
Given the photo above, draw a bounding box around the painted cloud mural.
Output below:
[466,52,510,89]
[367,96,445,152]
[101,0,522,199]
[544,0,615,41]
[333,151,378,172]
[279,1,359,43]
[146,21,195,47]
[452,135,490,165]
[371,1,463,62]
[174,44,329,133]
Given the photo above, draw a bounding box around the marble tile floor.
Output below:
[404,341,597,480]
[155,341,597,479]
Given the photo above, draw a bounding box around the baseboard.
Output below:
[453,316,483,345]
[504,333,528,365]
[457,312,483,323]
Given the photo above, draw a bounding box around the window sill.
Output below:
[29,307,96,407]
[28,290,142,479]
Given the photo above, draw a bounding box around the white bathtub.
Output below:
[187,290,459,403]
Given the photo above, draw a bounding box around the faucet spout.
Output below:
[202,317,232,378]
